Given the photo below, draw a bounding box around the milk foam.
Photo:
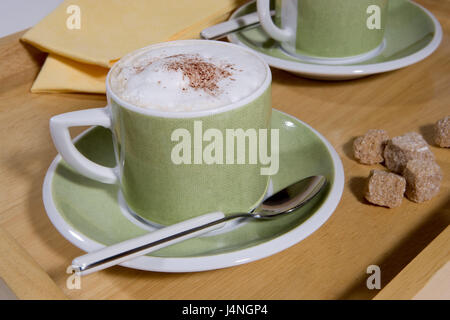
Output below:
[110,43,267,112]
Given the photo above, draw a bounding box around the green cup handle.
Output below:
[257,0,293,42]
[49,107,118,184]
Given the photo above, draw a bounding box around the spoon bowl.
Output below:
[253,175,327,219]
[73,175,327,275]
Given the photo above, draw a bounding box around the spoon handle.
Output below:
[200,11,274,40]
[72,212,227,275]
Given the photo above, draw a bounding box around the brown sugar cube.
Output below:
[402,159,443,203]
[434,116,450,148]
[365,170,406,208]
[353,129,389,164]
[383,132,435,173]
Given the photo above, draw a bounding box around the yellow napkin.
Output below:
[31,54,107,93]
[22,0,246,93]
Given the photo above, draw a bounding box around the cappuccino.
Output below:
[51,40,272,225]
[110,42,267,112]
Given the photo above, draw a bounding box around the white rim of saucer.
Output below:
[228,0,442,78]
[42,110,345,273]
[279,39,387,66]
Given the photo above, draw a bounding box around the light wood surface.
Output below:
[374,226,450,300]
[374,227,450,300]
[0,277,18,300]
[0,226,66,299]
[0,0,449,299]
[413,262,450,299]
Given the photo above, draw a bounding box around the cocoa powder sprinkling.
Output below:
[165,54,233,95]
[133,60,153,74]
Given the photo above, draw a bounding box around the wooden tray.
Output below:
[375,226,450,300]
[0,226,66,299]
[0,0,448,299]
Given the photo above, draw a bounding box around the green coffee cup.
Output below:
[257,0,389,64]
[50,40,273,226]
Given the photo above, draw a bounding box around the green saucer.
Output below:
[228,0,441,80]
[44,110,344,272]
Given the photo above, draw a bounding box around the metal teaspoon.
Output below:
[72,175,327,275]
